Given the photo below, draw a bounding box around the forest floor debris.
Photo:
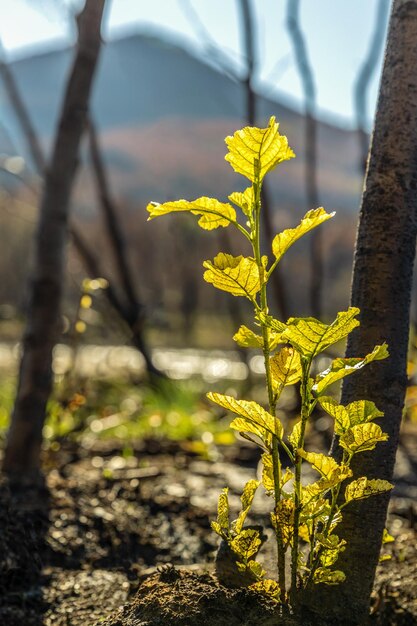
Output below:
[0,434,416,625]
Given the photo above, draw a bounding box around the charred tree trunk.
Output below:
[287,0,321,318]
[3,0,106,478]
[303,1,417,622]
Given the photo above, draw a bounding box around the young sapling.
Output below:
[147,117,392,607]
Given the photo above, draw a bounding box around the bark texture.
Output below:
[3,0,106,477]
[303,1,417,622]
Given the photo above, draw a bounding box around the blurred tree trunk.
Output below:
[354,0,390,172]
[3,0,106,478]
[302,1,417,622]
[87,119,162,378]
[287,0,321,318]
[0,30,160,380]
[239,0,288,320]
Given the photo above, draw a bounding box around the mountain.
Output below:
[2,31,363,215]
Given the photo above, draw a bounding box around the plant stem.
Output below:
[290,358,311,602]
[253,180,286,601]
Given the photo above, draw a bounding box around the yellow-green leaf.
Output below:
[224,116,295,183]
[233,325,285,350]
[215,487,230,533]
[229,417,268,442]
[302,466,352,503]
[147,196,236,230]
[298,450,340,479]
[203,253,260,300]
[283,308,360,359]
[313,568,346,585]
[261,452,274,494]
[345,400,384,427]
[272,208,334,263]
[270,347,302,394]
[320,397,383,435]
[300,498,332,524]
[249,579,280,601]
[229,186,255,217]
[344,477,393,503]
[318,397,350,435]
[271,498,295,549]
[244,559,266,580]
[313,344,389,395]
[207,392,282,438]
[233,325,263,348]
[232,479,260,535]
[230,528,262,561]
[288,421,302,450]
[316,533,346,567]
[339,423,389,455]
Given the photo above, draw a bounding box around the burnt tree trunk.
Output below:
[303,1,417,623]
[3,0,106,478]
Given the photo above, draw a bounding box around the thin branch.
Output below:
[354,0,390,171]
[287,0,321,318]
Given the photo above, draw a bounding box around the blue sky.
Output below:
[0,0,390,127]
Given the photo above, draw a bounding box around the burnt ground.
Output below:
[0,426,416,626]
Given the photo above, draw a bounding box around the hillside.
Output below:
[2,31,364,215]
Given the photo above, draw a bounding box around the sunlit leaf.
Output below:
[320,397,383,435]
[249,579,281,601]
[300,498,332,524]
[203,253,261,300]
[271,498,295,549]
[224,116,295,183]
[281,468,294,489]
[207,392,282,438]
[345,400,384,427]
[230,528,262,561]
[283,308,360,359]
[233,325,263,348]
[270,347,302,394]
[313,568,346,585]
[272,208,334,263]
[232,479,260,535]
[214,487,229,534]
[301,466,352,503]
[244,559,266,580]
[288,421,302,450]
[316,533,346,567]
[147,196,236,230]
[229,186,255,217]
[313,344,389,395]
[298,450,340,479]
[339,423,389,455]
[318,397,350,435]
[344,477,393,503]
[233,325,284,350]
[261,452,274,494]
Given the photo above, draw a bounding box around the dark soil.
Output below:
[0,429,416,626]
